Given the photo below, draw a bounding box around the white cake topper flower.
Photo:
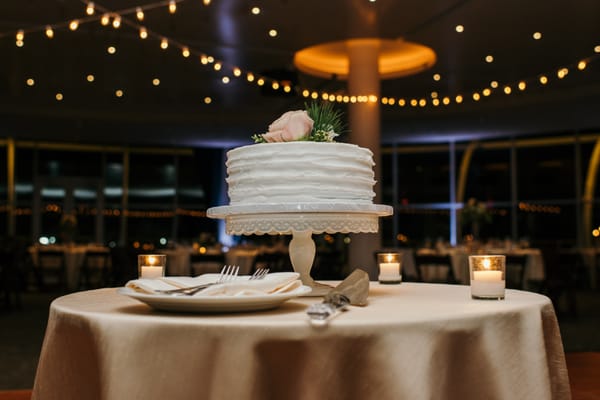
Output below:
[252,102,345,143]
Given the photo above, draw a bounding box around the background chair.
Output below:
[251,251,292,274]
[110,246,139,286]
[189,253,226,276]
[504,254,528,289]
[0,237,26,309]
[34,249,66,292]
[79,250,111,289]
[414,254,456,284]
[539,246,582,316]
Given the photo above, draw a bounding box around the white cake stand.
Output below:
[207,203,393,296]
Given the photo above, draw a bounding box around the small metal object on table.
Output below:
[207,203,393,296]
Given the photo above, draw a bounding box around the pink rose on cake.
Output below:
[252,102,345,143]
[260,110,314,142]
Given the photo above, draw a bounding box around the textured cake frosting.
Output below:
[226,142,376,205]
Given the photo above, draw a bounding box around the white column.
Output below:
[347,39,382,280]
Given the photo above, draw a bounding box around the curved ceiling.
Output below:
[0,0,599,147]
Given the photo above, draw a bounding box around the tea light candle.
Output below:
[378,252,402,284]
[469,255,505,299]
[141,266,163,279]
[138,254,166,279]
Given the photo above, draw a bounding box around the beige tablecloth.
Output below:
[32,283,570,400]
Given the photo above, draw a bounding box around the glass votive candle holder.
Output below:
[469,255,505,300]
[377,252,402,284]
[138,254,166,279]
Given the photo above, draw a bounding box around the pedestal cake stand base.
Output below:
[207,203,393,296]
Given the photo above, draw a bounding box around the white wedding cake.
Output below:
[223,103,376,206]
[226,141,376,205]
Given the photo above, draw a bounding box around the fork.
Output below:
[249,267,269,280]
[157,265,240,295]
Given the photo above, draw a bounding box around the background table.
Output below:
[32,283,570,400]
[28,244,110,291]
[407,247,545,287]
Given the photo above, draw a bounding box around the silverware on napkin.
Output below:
[306,268,369,325]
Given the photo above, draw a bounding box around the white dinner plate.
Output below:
[117,285,311,313]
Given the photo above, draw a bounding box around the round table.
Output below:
[32,283,570,400]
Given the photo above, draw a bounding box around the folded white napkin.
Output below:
[125,272,302,296]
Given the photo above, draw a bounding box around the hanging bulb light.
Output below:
[203,0,211,5]
[45,26,54,39]
[136,7,144,21]
[182,47,190,57]
[139,27,148,39]
[112,15,121,29]
[69,20,79,31]
[16,30,24,41]
[160,38,169,49]
[100,14,110,26]
[169,1,177,14]
[86,2,95,15]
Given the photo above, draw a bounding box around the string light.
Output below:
[2,0,598,109]
[86,74,95,82]
[557,67,568,79]
[26,78,35,86]
[86,2,95,15]
[112,15,121,29]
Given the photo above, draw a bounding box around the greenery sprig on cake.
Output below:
[252,102,345,143]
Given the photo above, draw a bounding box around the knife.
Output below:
[306,268,370,325]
